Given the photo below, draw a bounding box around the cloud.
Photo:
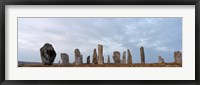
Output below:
[18,18,182,63]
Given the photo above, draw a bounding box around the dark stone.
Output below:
[174,51,182,63]
[87,56,90,64]
[80,54,83,64]
[122,51,126,64]
[113,51,121,64]
[40,43,56,65]
[140,46,145,64]
[127,49,132,64]
[92,48,98,64]
[61,53,69,64]
[107,55,110,64]
[74,48,82,65]
[158,56,164,63]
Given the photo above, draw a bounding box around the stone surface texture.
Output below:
[92,48,98,64]
[61,53,69,64]
[98,44,103,64]
[40,43,57,65]
[174,51,182,63]
[127,49,132,64]
[113,51,121,64]
[122,51,126,64]
[140,46,145,64]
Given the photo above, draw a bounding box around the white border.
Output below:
[5,5,195,80]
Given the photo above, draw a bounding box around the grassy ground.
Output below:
[18,62,181,67]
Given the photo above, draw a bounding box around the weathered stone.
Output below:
[92,48,98,64]
[113,51,121,64]
[87,56,90,64]
[40,43,57,65]
[98,44,103,64]
[61,53,69,64]
[158,56,164,63]
[122,51,126,64]
[74,57,81,65]
[74,48,82,65]
[107,55,110,64]
[127,49,132,64]
[80,54,83,64]
[174,51,182,63]
[140,46,145,64]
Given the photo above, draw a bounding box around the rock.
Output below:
[61,53,69,64]
[40,43,57,65]
[98,44,103,64]
[113,51,121,64]
[87,56,90,64]
[127,49,132,64]
[122,51,126,64]
[80,54,83,64]
[74,57,81,65]
[107,55,110,64]
[174,51,182,63]
[92,48,98,64]
[158,56,164,63]
[74,48,82,65]
[140,46,145,64]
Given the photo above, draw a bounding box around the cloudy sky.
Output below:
[18,18,182,63]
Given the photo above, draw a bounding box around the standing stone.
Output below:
[61,53,69,64]
[140,46,145,64]
[174,51,182,63]
[98,44,103,64]
[158,56,164,63]
[127,49,132,64]
[87,56,90,64]
[40,43,57,65]
[80,54,83,64]
[113,51,121,64]
[75,57,81,65]
[107,55,110,64]
[74,48,82,65]
[122,51,126,64]
[92,48,98,64]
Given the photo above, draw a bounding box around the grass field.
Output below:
[18,62,181,67]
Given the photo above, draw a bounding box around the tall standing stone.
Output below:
[107,55,110,64]
[92,48,98,64]
[140,46,145,64]
[87,56,90,64]
[61,53,69,64]
[40,43,57,65]
[122,51,126,64]
[158,56,164,63]
[113,51,121,64]
[98,44,103,64]
[174,51,182,63]
[74,48,82,65]
[127,49,132,64]
[80,54,83,64]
